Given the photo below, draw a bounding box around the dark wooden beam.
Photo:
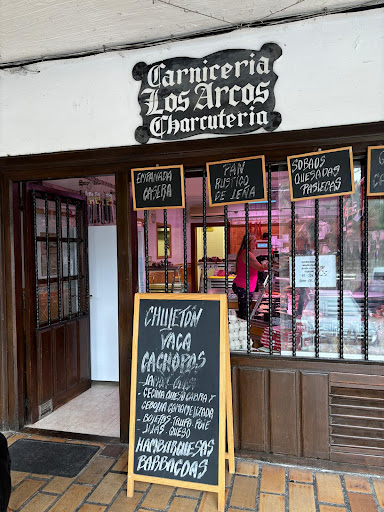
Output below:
[116,172,138,443]
[0,175,18,430]
[0,122,383,181]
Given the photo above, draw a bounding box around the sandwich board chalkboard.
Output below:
[206,156,266,206]
[287,147,354,202]
[367,145,384,196]
[131,165,185,210]
[127,294,234,512]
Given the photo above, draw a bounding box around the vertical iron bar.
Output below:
[32,191,40,329]
[245,204,250,353]
[291,201,296,357]
[67,200,72,319]
[364,166,369,360]
[268,165,273,354]
[315,199,320,358]
[56,198,62,321]
[203,167,207,293]
[224,205,228,296]
[45,194,51,325]
[339,196,344,359]
[83,200,89,315]
[183,172,188,293]
[144,210,149,293]
[76,201,81,316]
[164,209,168,293]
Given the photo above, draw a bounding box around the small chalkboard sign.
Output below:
[367,145,384,196]
[206,156,266,206]
[287,147,355,202]
[128,294,233,511]
[131,165,185,210]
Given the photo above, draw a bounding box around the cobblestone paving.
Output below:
[4,432,384,512]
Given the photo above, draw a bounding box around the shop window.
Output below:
[137,160,384,361]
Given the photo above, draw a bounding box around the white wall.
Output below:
[0,8,383,156]
[88,225,119,382]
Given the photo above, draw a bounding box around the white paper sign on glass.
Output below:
[289,255,337,288]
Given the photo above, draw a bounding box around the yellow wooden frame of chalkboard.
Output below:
[131,165,185,211]
[127,293,232,512]
[206,155,267,207]
[287,146,355,202]
[367,145,384,197]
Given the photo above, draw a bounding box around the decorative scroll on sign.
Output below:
[128,294,233,511]
[206,155,266,206]
[131,165,185,210]
[287,147,355,202]
[133,45,282,144]
[367,145,384,196]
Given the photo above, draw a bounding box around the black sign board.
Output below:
[207,156,266,206]
[128,294,228,505]
[131,165,185,210]
[287,147,354,202]
[132,45,282,144]
[367,145,384,196]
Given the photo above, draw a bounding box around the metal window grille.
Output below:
[140,157,373,361]
[32,190,88,328]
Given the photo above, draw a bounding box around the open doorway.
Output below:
[15,176,119,438]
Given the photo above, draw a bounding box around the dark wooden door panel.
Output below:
[53,324,67,396]
[23,185,91,422]
[238,368,267,452]
[66,321,79,388]
[269,369,299,456]
[301,371,330,459]
[37,328,53,406]
[78,316,91,381]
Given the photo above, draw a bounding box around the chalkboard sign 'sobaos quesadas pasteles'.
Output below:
[287,147,355,202]
[367,145,384,196]
[127,294,231,511]
[206,155,266,206]
[131,165,185,210]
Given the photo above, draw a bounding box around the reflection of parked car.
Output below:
[300,292,378,348]
[369,267,384,294]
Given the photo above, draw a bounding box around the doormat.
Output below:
[9,439,99,477]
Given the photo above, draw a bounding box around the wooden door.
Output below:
[23,184,91,423]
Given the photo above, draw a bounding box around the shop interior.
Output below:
[24,160,384,434]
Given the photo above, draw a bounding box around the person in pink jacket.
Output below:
[232,233,267,319]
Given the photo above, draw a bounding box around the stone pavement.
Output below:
[4,432,384,512]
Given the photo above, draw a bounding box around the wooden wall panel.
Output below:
[301,371,330,459]
[37,329,53,405]
[269,370,299,456]
[238,368,267,452]
[66,321,78,388]
[78,316,91,381]
[53,324,66,397]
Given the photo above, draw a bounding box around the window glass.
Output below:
[368,192,384,360]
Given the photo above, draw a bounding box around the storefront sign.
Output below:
[128,294,230,509]
[287,147,354,202]
[206,156,266,206]
[289,255,337,288]
[367,145,384,196]
[131,165,185,210]
[132,45,282,144]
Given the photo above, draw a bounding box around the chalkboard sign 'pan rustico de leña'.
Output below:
[127,294,234,512]
[287,147,355,202]
[207,155,266,207]
[131,165,185,210]
[367,145,384,196]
